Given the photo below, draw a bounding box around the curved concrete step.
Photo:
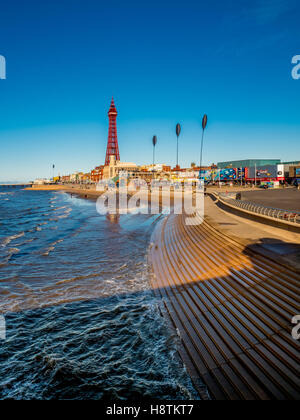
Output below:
[149,212,300,400]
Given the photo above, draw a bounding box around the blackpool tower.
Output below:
[105,98,120,166]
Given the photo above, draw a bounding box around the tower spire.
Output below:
[105,97,120,166]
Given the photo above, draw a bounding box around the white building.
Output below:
[143,164,168,172]
[102,156,139,179]
[34,179,51,185]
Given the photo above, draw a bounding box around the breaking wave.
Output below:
[1,232,25,248]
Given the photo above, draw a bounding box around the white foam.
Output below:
[7,248,20,254]
[1,232,25,248]
[42,239,64,256]
[55,208,72,219]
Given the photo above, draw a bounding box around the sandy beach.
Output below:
[26,184,100,196]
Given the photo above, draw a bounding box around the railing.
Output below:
[216,193,300,226]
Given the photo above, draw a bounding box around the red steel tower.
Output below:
[105,98,120,166]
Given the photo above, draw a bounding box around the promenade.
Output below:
[26,183,300,399]
[241,189,300,212]
[149,196,300,400]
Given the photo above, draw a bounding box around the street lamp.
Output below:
[199,115,208,185]
[176,123,181,171]
[152,135,157,179]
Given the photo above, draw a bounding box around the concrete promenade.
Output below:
[27,183,300,398]
[205,195,300,271]
[149,196,300,400]
[241,189,300,212]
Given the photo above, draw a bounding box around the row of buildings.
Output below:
[60,158,216,184]
[57,98,216,184]
[57,159,300,186]
[47,99,300,186]
[215,160,300,184]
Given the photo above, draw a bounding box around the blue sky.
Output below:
[0,0,299,181]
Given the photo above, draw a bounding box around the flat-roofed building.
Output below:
[289,165,300,178]
[281,161,300,178]
[218,159,281,169]
[102,156,139,179]
[91,166,104,183]
[61,175,70,183]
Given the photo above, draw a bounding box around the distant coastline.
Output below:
[0,181,31,185]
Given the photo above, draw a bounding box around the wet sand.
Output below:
[26,184,181,208]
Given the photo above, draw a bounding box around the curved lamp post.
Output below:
[199,115,208,184]
[152,135,157,179]
[176,123,181,171]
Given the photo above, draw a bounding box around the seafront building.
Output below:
[34,178,52,185]
[43,99,219,185]
[100,99,140,180]
[217,159,281,169]
[102,156,139,180]
[105,98,120,166]
[39,99,300,187]
[91,166,104,183]
[215,159,300,185]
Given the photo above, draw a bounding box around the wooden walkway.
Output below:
[149,212,300,400]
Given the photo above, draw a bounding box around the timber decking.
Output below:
[149,212,300,400]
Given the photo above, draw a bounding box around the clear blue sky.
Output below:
[0,0,299,181]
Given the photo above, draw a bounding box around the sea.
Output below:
[0,186,200,400]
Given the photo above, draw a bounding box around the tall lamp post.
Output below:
[152,135,157,179]
[199,115,208,185]
[176,123,181,176]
